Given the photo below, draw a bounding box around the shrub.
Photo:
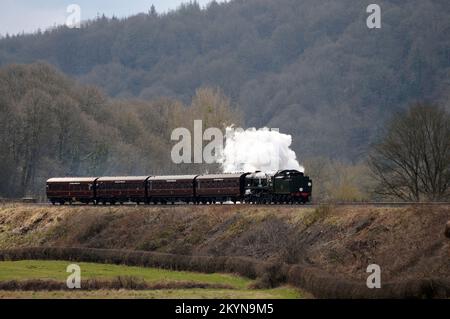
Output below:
[0,277,233,291]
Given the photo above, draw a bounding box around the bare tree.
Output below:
[18,89,53,195]
[369,103,450,201]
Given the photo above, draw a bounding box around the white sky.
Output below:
[0,0,223,35]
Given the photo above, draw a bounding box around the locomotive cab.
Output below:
[244,171,270,203]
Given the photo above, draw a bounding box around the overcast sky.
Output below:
[0,0,222,35]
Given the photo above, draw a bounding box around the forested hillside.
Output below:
[0,0,449,159]
[0,63,237,197]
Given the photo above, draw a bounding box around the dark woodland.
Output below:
[0,0,449,200]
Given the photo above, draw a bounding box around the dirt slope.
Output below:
[0,204,448,283]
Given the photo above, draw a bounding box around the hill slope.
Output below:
[1,0,449,159]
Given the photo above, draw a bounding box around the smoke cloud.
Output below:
[219,127,304,174]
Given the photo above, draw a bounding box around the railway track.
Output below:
[3,201,450,208]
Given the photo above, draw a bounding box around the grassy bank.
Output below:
[0,204,448,298]
[0,204,448,282]
[0,260,302,299]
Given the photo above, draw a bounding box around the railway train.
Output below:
[46,170,312,205]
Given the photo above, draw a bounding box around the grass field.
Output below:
[0,260,250,288]
[0,260,303,299]
[0,288,301,299]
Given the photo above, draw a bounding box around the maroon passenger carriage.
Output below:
[195,173,249,204]
[95,176,150,205]
[46,177,97,205]
[147,175,197,204]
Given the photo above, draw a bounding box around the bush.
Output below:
[0,277,233,291]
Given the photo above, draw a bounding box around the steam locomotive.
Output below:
[46,170,312,205]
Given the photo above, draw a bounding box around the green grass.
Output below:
[0,260,250,289]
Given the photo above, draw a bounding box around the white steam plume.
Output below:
[219,127,304,174]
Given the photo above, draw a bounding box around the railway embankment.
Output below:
[0,204,448,297]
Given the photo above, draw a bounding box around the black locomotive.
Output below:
[46,170,312,205]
